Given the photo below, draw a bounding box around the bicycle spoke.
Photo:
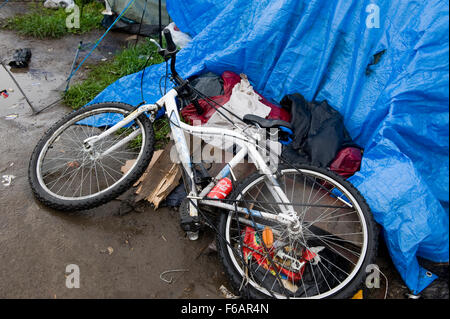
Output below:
[224,167,369,299]
[37,108,146,200]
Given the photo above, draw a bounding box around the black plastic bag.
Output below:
[8,48,32,68]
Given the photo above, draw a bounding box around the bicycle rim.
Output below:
[35,107,147,201]
[224,168,369,299]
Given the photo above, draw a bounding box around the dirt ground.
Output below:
[0,3,447,299]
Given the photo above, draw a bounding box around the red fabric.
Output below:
[181,71,291,124]
[181,71,362,178]
[329,147,363,178]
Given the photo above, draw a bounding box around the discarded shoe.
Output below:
[8,48,32,69]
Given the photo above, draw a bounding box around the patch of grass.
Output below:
[115,127,143,150]
[153,118,171,150]
[65,39,169,148]
[115,117,170,151]
[63,39,164,109]
[1,1,104,39]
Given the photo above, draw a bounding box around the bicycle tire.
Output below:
[216,164,378,299]
[28,102,155,211]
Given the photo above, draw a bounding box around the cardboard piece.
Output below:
[130,142,182,209]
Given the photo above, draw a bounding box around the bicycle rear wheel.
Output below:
[217,165,378,299]
[28,102,155,211]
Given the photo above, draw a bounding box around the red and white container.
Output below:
[207,178,233,199]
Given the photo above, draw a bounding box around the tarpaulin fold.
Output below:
[88,0,449,294]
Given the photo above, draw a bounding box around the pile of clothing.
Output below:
[181,71,363,178]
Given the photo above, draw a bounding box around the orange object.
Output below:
[67,161,80,168]
[262,227,274,248]
[352,290,363,299]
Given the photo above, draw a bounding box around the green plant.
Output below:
[63,39,164,109]
[64,40,169,149]
[115,117,170,151]
[153,118,171,150]
[2,2,103,38]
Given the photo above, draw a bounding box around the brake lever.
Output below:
[149,39,163,51]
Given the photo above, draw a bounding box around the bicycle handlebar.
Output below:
[163,29,177,54]
[159,28,204,115]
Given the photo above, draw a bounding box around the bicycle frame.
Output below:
[83,89,300,229]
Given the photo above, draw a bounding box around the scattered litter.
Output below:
[66,161,80,169]
[352,290,364,299]
[160,269,189,284]
[1,175,15,187]
[31,82,41,86]
[5,114,18,120]
[219,285,239,299]
[101,58,107,62]
[0,163,14,174]
[8,48,32,69]
[1,90,9,98]
[1,61,37,113]
[161,234,167,242]
[405,293,421,299]
[8,88,14,92]
[100,246,114,255]
[208,240,217,252]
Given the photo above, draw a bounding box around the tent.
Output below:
[102,0,170,36]
[88,0,449,294]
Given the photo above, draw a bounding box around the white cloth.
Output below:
[201,74,272,150]
[165,22,193,48]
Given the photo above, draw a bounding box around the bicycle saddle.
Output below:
[243,114,293,130]
[243,114,294,145]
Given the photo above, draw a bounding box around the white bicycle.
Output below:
[29,30,378,299]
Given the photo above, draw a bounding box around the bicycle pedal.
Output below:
[193,163,212,187]
[179,199,200,233]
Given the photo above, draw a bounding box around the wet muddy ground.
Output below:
[0,3,447,299]
[0,3,226,299]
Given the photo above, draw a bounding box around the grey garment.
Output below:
[106,0,170,26]
[189,72,224,97]
[179,72,224,109]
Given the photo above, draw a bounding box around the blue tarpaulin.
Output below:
[88,0,449,294]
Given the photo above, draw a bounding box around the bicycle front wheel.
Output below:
[217,165,378,299]
[28,102,155,211]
